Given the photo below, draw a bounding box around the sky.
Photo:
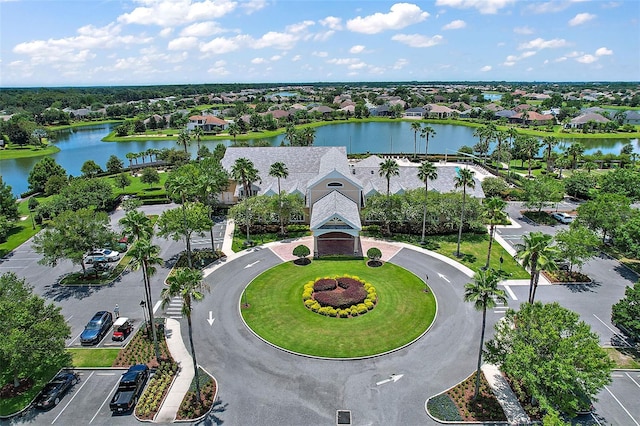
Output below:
[0,0,639,87]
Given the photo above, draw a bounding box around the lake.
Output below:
[1,121,638,196]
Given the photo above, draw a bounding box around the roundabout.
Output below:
[240,259,437,358]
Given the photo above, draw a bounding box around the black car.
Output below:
[34,371,79,410]
[109,364,149,413]
[80,311,113,345]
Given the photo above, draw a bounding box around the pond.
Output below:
[1,121,638,197]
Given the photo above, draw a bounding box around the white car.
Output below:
[551,212,574,224]
[85,249,120,263]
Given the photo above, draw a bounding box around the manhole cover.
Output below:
[337,410,351,425]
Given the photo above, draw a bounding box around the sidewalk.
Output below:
[482,364,530,425]
[155,318,194,423]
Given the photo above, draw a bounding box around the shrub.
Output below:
[292,244,310,259]
[366,247,382,261]
[314,278,337,291]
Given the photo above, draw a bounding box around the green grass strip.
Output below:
[241,259,436,358]
[68,348,120,367]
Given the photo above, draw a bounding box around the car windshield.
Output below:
[85,322,101,330]
[103,250,113,255]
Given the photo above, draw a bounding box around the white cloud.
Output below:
[313,31,335,42]
[576,54,597,63]
[208,59,230,75]
[319,16,342,30]
[312,51,328,57]
[350,45,366,54]
[518,37,569,50]
[513,26,533,34]
[525,0,586,14]
[348,61,367,70]
[480,65,492,72]
[286,20,314,34]
[595,47,613,56]
[391,34,443,48]
[442,19,466,30]
[393,58,409,69]
[291,55,302,62]
[241,0,267,14]
[168,36,199,50]
[159,27,174,37]
[253,31,298,49]
[251,57,266,64]
[117,0,237,27]
[346,3,429,34]
[180,21,224,37]
[270,54,282,61]
[200,35,251,54]
[568,12,595,26]
[504,50,536,63]
[435,0,516,14]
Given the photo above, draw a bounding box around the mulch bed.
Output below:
[0,378,33,399]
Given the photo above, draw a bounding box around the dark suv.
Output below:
[80,311,113,345]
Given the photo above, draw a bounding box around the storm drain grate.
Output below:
[336,410,351,425]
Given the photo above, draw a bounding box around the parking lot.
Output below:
[592,370,640,426]
[4,369,142,426]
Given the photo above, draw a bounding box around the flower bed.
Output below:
[176,367,218,421]
[135,360,178,421]
[112,321,170,369]
[302,275,377,317]
[543,270,591,284]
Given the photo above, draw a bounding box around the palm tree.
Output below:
[231,157,260,201]
[556,155,571,179]
[192,127,204,160]
[269,161,289,235]
[482,197,507,270]
[493,130,508,168]
[521,136,541,178]
[161,267,210,408]
[166,174,195,267]
[126,152,135,171]
[417,161,438,243]
[473,124,495,163]
[505,127,519,177]
[300,127,316,146]
[455,168,476,257]
[379,159,400,235]
[129,238,164,361]
[421,124,436,157]
[227,123,240,143]
[566,142,585,169]
[177,129,191,154]
[119,210,153,242]
[411,121,422,159]
[284,124,297,146]
[515,231,559,303]
[542,136,557,172]
[464,269,507,399]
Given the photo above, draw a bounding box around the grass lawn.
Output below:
[110,172,169,198]
[242,259,436,358]
[68,348,120,367]
[231,230,311,252]
[0,364,61,417]
[0,144,60,160]
[603,347,640,369]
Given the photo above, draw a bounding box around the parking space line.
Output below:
[626,372,640,389]
[590,412,603,426]
[593,314,633,348]
[604,385,640,426]
[90,379,120,424]
[503,285,517,301]
[52,371,94,424]
[68,331,83,346]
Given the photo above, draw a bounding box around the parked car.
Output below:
[112,317,134,341]
[80,311,113,345]
[551,212,574,224]
[84,249,120,264]
[109,364,149,413]
[34,371,79,410]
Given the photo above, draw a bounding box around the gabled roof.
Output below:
[310,191,362,231]
[570,112,610,124]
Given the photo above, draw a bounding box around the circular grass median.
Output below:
[241,259,436,358]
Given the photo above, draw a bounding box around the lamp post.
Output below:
[499,256,504,272]
[246,206,252,244]
[140,300,147,326]
[424,274,429,293]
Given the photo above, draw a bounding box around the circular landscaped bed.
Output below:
[241,259,436,358]
[303,275,377,317]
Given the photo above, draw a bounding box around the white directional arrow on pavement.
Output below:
[376,374,404,386]
[437,273,450,283]
[207,311,215,326]
[244,260,261,269]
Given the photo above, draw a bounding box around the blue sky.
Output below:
[1,0,638,87]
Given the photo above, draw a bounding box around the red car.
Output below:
[112,317,134,341]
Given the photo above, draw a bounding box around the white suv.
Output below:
[84,249,120,263]
[551,212,574,224]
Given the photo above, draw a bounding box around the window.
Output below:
[327,182,343,187]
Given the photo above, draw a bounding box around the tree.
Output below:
[140,167,160,187]
[566,142,585,169]
[599,168,640,202]
[32,208,116,275]
[0,272,71,388]
[80,160,103,178]
[515,232,559,303]
[554,225,600,273]
[293,244,311,260]
[366,247,382,262]
[379,159,400,234]
[28,157,67,193]
[299,127,316,146]
[161,267,209,408]
[576,193,632,243]
[483,197,507,270]
[227,123,240,142]
[119,209,154,242]
[114,172,132,190]
[485,302,613,418]
[563,171,598,200]
[177,129,191,154]
[522,176,565,212]
[455,168,476,257]
[44,175,68,196]
[60,177,113,212]
[463,269,507,399]
[192,126,204,159]
[520,136,541,177]
[231,157,260,200]
[128,238,163,360]
[411,121,422,158]
[106,155,124,174]
[0,177,19,222]
[481,177,508,198]
[473,124,495,163]
[417,161,438,243]
[611,281,640,339]
[269,161,289,235]
[421,125,436,156]
[157,202,212,268]
[542,136,557,171]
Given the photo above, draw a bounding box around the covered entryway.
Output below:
[316,232,362,257]
[310,191,362,258]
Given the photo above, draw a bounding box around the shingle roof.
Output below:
[310,191,362,231]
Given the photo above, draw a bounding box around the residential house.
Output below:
[567,113,610,129]
[186,115,229,132]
